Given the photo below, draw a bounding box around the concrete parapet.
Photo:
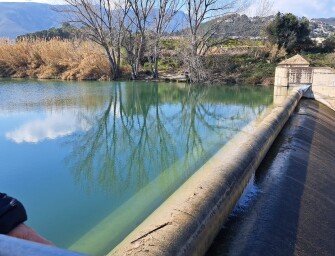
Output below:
[273,86,291,105]
[311,68,335,110]
[274,67,289,87]
[274,55,335,111]
[313,68,335,88]
[108,88,306,256]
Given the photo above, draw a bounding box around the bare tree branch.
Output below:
[60,0,130,79]
[181,0,249,83]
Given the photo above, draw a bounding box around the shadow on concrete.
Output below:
[207,99,335,256]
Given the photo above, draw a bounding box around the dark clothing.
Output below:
[0,193,27,234]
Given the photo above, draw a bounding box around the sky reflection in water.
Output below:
[0,80,273,255]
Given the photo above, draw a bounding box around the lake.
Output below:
[0,80,273,255]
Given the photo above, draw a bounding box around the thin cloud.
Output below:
[274,0,335,18]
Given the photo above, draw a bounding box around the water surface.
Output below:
[0,80,272,255]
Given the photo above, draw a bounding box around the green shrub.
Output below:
[323,35,335,53]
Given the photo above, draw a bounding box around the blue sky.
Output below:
[273,0,335,18]
[0,0,334,18]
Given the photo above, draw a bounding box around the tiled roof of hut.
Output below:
[279,54,310,66]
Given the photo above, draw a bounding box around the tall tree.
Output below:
[248,0,274,17]
[146,0,182,79]
[124,0,155,80]
[266,12,312,54]
[186,0,247,56]
[61,0,129,80]
[183,0,248,83]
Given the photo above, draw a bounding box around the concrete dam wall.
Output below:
[109,88,309,256]
[110,55,335,256]
[208,98,335,256]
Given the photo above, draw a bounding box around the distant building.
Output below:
[278,54,310,68]
[312,37,326,45]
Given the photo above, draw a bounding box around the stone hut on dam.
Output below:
[274,54,335,110]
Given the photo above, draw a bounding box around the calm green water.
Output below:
[0,80,273,255]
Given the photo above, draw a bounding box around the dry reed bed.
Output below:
[0,39,111,80]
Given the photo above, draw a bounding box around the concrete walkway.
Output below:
[207,99,335,256]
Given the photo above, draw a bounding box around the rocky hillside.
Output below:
[314,18,335,26]
[199,14,274,39]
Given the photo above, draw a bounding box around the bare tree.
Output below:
[123,0,155,80]
[122,22,141,80]
[247,0,275,59]
[122,0,183,80]
[146,0,183,79]
[61,0,129,80]
[186,0,247,56]
[182,0,249,83]
[114,0,131,72]
[250,0,274,18]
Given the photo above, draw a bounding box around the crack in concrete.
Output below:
[130,222,172,244]
[173,208,195,218]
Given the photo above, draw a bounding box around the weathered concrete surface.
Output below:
[207,99,335,256]
[274,55,335,111]
[108,89,306,256]
[309,68,335,111]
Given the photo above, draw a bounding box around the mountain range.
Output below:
[1,2,334,40]
[0,2,186,39]
[313,18,335,26]
[0,2,64,39]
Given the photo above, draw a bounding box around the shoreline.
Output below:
[0,74,274,86]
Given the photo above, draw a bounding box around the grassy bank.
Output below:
[203,51,277,85]
[1,39,334,85]
[0,39,110,80]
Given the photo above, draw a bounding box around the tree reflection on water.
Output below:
[65,83,272,195]
[0,80,273,253]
